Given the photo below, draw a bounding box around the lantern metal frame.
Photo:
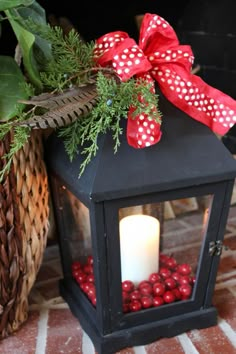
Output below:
[46,94,236,354]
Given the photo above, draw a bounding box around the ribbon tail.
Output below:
[154,66,236,136]
[127,106,162,148]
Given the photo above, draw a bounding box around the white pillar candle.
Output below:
[119,214,160,284]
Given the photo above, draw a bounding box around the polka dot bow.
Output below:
[94,13,236,148]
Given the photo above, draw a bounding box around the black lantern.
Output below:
[45,94,236,354]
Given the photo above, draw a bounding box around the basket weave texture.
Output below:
[0,130,49,339]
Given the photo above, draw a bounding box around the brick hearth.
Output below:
[0,205,236,354]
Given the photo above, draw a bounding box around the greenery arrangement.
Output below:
[0,0,161,178]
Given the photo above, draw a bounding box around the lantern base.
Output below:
[59,279,218,354]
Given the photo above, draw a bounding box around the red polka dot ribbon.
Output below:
[94,13,236,148]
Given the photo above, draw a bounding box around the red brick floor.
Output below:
[0,206,236,353]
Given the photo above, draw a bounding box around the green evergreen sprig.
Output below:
[58,71,161,177]
[0,20,162,179]
[34,24,96,90]
[0,125,30,182]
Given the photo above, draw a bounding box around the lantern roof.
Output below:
[45,94,236,202]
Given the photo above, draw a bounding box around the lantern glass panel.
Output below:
[119,195,212,313]
[59,185,92,264]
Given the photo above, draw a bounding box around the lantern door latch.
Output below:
[209,240,224,256]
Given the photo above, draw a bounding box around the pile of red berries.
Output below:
[71,253,196,312]
[71,255,97,306]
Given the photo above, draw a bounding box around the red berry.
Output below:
[159,267,171,279]
[149,272,162,284]
[153,296,164,307]
[178,275,192,285]
[163,290,175,303]
[122,280,135,293]
[177,263,192,276]
[153,282,165,296]
[87,285,96,299]
[129,300,142,312]
[80,282,92,293]
[172,288,182,300]
[165,277,177,290]
[171,271,182,284]
[87,255,94,265]
[122,291,130,303]
[178,284,192,299]
[141,296,153,309]
[72,268,81,278]
[159,253,169,265]
[138,280,150,288]
[130,290,141,301]
[71,261,81,271]
[139,283,153,296]
[86,274,95,283]
[75,271,87,284]
[165,257,177,270]
[91,295,97,306]
[83,264,93,274]
[123,303,130,313]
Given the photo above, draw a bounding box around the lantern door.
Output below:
[103,181,233,333]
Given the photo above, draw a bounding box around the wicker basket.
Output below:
[0,130,49,339]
